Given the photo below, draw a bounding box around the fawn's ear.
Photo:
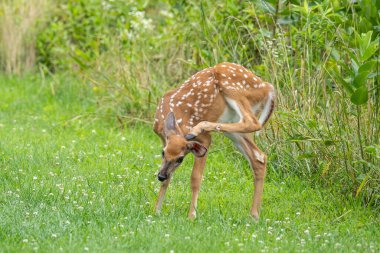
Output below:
[164,112,180,136]
[187,141,208,157]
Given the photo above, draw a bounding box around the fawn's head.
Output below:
[157,112,207,182]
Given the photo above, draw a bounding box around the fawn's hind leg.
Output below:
[224,133,267,220]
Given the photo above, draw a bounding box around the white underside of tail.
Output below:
[258,91,274,125]
[217,97,242,123]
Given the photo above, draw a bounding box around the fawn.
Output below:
[153,62,275,219]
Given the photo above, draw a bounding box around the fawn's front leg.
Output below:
[155,176,171,214]
[189,155,207,219]
[188,134,211,219]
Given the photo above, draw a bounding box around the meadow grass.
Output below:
[0,75,379,252]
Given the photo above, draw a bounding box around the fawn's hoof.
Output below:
[251,213,259,221]
[188,212,196,220]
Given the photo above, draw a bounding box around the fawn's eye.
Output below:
[176,156,184,164]
[161,150,165,158]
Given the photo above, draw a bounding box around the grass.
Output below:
[0,74,379,253]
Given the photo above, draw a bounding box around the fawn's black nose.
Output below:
[157,174,167,182]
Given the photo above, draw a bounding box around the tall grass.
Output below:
[0,0,49,74]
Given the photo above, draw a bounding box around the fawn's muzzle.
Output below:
[157,173,167,182]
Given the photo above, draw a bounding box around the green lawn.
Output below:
[0,75,379,252]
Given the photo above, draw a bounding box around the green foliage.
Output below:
[37,0,138,71]
[331,31,379,106]
[351,86,368,105]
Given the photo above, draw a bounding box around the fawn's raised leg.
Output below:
[186,99,262,140]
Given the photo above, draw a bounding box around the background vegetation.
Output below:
[0,0,379,251]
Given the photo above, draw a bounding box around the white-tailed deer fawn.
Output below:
[153,62,275,220]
